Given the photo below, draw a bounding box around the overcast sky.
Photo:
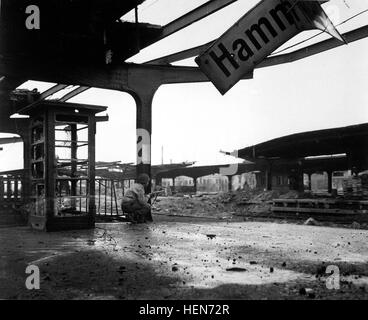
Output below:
[1,0,368,171]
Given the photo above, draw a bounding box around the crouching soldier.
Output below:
[121,173,153,223]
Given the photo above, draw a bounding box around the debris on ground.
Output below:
[304,218,320,226]
[2,216,368,300]
[351,222,361,229]
[151,188,368,229]
[299,288,316,299]
[226,267,247,272]
[152,188,286,219]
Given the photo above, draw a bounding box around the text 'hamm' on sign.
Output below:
[196,0,345,95]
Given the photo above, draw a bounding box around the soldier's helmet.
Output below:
[137,173,150,185]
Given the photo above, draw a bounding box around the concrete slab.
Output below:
[1,215,368,299]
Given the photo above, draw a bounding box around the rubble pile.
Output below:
[153,194,231,219]
[153,188,306,218]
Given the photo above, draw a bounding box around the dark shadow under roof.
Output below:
[238,123,368,160]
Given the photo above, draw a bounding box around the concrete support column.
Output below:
[129,83,160,182]
[265,170,272,191]
[128,82,160,223]
[262,160,273,191]
[193,177,197,193]
[308,173,312,191]
[327,171,333,193]
[156,176,162,187]
[297,161,305,193]
[0,176,4,205]
[227,175,233,192]
[298,172,305,193]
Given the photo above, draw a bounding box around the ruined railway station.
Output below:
[1,0,368,302]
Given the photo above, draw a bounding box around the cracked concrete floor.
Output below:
[1,215,368,300]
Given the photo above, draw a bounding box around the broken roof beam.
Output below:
[146,40,214,65]
[148,24,368,69]
[0,136,23,145]
[0,58,252,88]
[59,86,89,102]
[39,83,69,100]
[159,66,253,84]
[8,24,367,89]
[158,0,238,41]
[8,83,69,114]
[258,25,368,69]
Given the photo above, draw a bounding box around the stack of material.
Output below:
[361,174,368,198]
[278,190,301,199]
[342,178,352,197]
[342,176,363,198]
[352,176,362,197]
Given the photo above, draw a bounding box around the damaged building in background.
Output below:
[2,90,368,225]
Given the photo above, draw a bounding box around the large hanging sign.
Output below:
[195,0,345,95]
